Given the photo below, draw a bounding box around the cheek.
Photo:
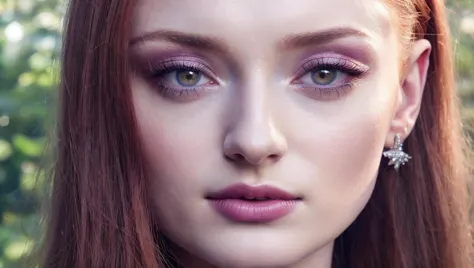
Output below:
[134,105,214,193]
[131,78,217,182]
[130,80,216,230]
[283,84,396,234]
[317,110,387,182]
[294,108,388,202]
[288,89,394,182]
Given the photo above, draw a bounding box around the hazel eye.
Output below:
[176,70,202,86]
[291,56,370,101]
[144,57,219,102]
[311,69,338,85]
[299,68,348,87]
[162,68,212,88]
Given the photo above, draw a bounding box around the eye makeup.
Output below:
[290,53,370,100]
[132,49,370,103]
[140,55,220,102]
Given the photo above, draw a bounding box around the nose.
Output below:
[223,104,287,166]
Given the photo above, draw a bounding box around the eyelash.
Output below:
[147,59,217,100]
[292,57,368,99]
[147,57,368,101]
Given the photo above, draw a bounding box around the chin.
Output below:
[198,247,305,268]
[178,230,329,268]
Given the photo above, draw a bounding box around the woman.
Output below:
[39,0,473,267]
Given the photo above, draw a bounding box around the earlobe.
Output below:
[385,39,432,148]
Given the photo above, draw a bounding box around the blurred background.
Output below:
[1,0,474,267]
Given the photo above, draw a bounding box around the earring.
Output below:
[383,134,411,170]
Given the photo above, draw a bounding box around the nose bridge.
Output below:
[223,68,287,165]
[240,68,271,126]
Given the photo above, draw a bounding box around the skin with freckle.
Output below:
[127,0,432,267]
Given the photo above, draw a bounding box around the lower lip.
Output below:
[208,199,298,223]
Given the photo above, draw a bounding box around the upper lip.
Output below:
[206,183,300,200]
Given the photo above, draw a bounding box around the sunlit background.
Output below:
[1,0,474,267]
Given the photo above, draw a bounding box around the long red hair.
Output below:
[332,1,474,267]
[39,0,473,267]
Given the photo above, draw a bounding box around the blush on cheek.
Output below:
[333,116,385,175]
[137,124,203,232]
[301,113,386,234]
[295,106,389,201]
[139,128,189,183]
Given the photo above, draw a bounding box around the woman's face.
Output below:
[129,0,429,267]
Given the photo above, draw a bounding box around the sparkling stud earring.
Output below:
[383,134,411,170]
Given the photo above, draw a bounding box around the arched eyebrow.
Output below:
[279,27,372,49]
[129,29,229,53]
[130,27,372,51]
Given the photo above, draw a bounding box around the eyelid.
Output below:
[293,55,369,79]
[288,54,369,101]
[143,56,222,102]
[147,56,218,81]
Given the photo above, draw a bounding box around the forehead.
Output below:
[132,0,394,44]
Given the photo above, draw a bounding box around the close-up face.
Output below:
[129,0,428,267]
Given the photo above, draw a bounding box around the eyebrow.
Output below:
[129,27,371,51]
[279,28,372,49]
[129,29,229,53]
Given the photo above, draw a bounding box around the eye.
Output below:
[175,70,202,86]
[145,58,219,102]
[292,57,369,100]
[163,69,212,88]
[310,69,339,85]
[297,66,352,88]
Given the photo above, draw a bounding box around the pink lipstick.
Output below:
[206,183,300,223]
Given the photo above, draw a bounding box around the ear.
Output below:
[385,39,431,147]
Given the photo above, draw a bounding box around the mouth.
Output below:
[234,197,285,201]
[206,183,301,223]
[205,183,301,201]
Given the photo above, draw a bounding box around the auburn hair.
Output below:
[38,0,473,267]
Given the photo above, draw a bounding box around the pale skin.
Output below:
[129,0,431,267]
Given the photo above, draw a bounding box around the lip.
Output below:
[206,183,301,223]
[207,183,299,200]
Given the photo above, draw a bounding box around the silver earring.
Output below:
[383,134,411,170]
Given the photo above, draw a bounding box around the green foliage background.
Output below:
[0,0,474,267]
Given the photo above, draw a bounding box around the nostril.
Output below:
[225,152,282,165]
[226,153,245,162]
[268,154,280,160]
